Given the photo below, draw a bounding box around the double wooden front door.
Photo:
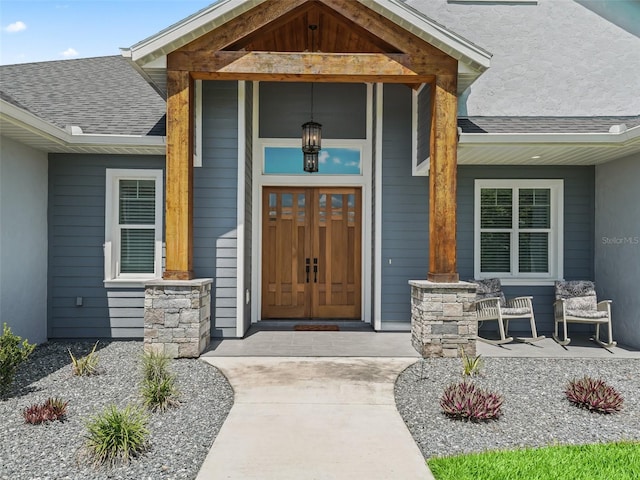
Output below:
[262,187,362,319]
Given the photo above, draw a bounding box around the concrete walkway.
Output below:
[196,357,433,480]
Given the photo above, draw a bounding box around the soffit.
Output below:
[0,105,165,155]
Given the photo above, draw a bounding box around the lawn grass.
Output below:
[427,441,640,480]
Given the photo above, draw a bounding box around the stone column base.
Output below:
[144,279,213,358]
[409,280,477,358]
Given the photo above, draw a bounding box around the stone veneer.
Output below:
[144,279,212,358]
[409,280,477,358]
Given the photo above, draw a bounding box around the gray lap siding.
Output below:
[379,86,595,334]
[47,155,164,338]
[194,80,239,338]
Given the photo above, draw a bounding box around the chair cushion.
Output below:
[555,280,597,312]
[471,278,506,307]
[501,307,531,316]
[566,309,609,319]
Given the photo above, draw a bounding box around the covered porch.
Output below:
[123,0,491,357]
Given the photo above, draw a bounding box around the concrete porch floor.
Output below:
[202,321,640,358]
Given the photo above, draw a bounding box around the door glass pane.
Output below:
[264,147,362,175]
[480,232,510,272]
[519,189,550,228]
[331,194,343,218]
[519,232,549,273]
[347,194,355,225]
[481,188,512,228]
[281,193,293,217]
[297,193,305,223]
[269,193,277,219]
[318,194,327,224]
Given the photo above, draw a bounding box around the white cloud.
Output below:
[4,21,26,33]
[333,157,342,164]
[346,161,360,168]
[318,151,329,164]
[61,48,79,58]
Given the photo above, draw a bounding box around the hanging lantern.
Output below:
[303,152,319,173]
[302,25,322,173]
[302,120,322,154]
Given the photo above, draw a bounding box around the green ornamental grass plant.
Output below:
[140,350,179,412]
[69,341,100,376]
[84,404,149,467]
[460,348,483,377]
[0,322,36,395]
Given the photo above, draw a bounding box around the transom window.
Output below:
[105,169,163,284]
[263,146,362,175]
[474,179,563,284]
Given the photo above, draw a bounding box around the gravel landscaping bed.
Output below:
[0,340,234,480]
[395,357,640,459]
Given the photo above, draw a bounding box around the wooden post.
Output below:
[164,69,194,280]
[427,73,459,283]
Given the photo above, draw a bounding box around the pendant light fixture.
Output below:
[302,24,321,173]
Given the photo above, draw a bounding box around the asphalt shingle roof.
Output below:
[1,56,638,138]
[0,56,166,136]
[459,116,640,134]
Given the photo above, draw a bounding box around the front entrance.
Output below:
[261,186,362,320]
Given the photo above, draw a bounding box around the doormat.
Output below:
[294,325,340,331]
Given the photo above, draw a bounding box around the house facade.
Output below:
[1,0,639,350]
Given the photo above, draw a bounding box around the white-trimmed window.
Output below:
[474,179,563,284]
[104,169,163,285]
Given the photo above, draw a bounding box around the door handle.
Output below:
[305,258,310,283]
[313,258,318,283]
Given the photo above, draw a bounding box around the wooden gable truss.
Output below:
[164,0,459,283]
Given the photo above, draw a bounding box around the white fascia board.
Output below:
[128,0,266,65]
[459,125,640,146]
[0,99,166,152]
[359,0,492,72]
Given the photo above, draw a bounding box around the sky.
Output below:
[0,0,215,65]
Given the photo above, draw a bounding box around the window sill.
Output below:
[104,278,160,289]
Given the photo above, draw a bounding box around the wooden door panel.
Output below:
[262,186,361,320]
[314,189,361,319]
[262,188,309,318]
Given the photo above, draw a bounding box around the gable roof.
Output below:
[122,0,492,95]
[0,56,165,136]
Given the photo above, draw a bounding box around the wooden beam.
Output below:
[169,50,453,77]
[181,0,309,53]
[319,0,457,62]
[428,73,459,283]
[164,70,194,280]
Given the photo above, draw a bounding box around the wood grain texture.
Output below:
[262,187,361,319]
[164,70,194,280]
[428,73,459,283]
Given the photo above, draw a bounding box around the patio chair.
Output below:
[472,278,545,345]
[553,280,615,348]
